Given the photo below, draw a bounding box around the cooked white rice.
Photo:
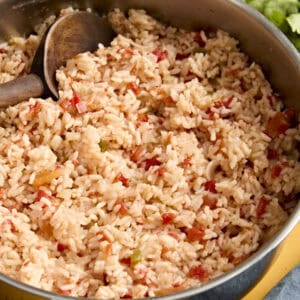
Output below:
[0,8,299,299]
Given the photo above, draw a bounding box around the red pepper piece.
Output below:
[267,148,279,160]
[180,157,191,168]
[204,180,217,193]
[176,53,189,60]
[36,190,50,201]
[57,243,67,252]
[161,213,176,225]
[116,174,129,187]
[29,102,41,116]
[165,96,176,106]
[130,146,143,163]
[186,226,205,242]
[223,95,234,108]
[152,49,168,62]
[271,165,282,178]
[115,200,128,215]
[155,166,166,176]
[188,265,208,281]
[266,112,290,138]
[120,257,131,266]
[202,195,217,209]
[256,196,269,218]
[144,157,162,171]
[129,82,139,95]
[137,113,148,122]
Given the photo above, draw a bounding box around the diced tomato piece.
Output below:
[71,94,80,105]
[195,75,203,82]
[0,188,5,199]
[143,157,162,171]
[59,98,74,113]
[119,47,134,58]
[121,291,133,299]
[256,196,269,218]
[168,231,180,241]
[71,94,86,114]
[75,101,87,114]
[59,289,71,295]
[284,107,297,128]
[120,257,131,266]
[115,200,128,215]
[214,101,223,109]
[137,113,148,122]
[202,195,217,209]
[57,243,67,252]
[267,148,279,160]
[188,265,208,281]
[116,174,129,187]
[1,219,16,233]
[130,146,143,163]
[129,82,139,95]
[180,157,191,168]
[96,230,110,242]
[194,33,206,47]
[271,165,282,178]
[266,112,290,138]
[173,282,181,288]
[152,49,168,62]
[223,96,234,108]
[186,226,205,242]
[29,102,41,116]
[161,213,176,225]
[204,180,217,193]
[176,53,189,60]
[205,108,215,120]
[165,96,176,106]
[125,48,134,55]
[72,159,79,167]
[213,96,233,110]
[0,48,7,54]
[104,243,112,258]
[36,190,50,201]
[60,94,86,114]
[155,166,166,176]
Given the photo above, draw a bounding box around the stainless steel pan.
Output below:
[0,0,299,299]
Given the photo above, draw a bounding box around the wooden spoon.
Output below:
[0,11,115,108]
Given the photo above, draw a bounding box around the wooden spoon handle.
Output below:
[0,74,44,108]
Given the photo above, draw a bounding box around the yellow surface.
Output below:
[242,222,300,300]
[1,223,299,299]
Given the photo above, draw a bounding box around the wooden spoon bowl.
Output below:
[0,11,115,108]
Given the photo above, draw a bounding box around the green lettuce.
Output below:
[245,0,300,51]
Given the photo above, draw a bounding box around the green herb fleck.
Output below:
[130,249,142,265]
[99,140,109,152]
[192,47,206,54]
